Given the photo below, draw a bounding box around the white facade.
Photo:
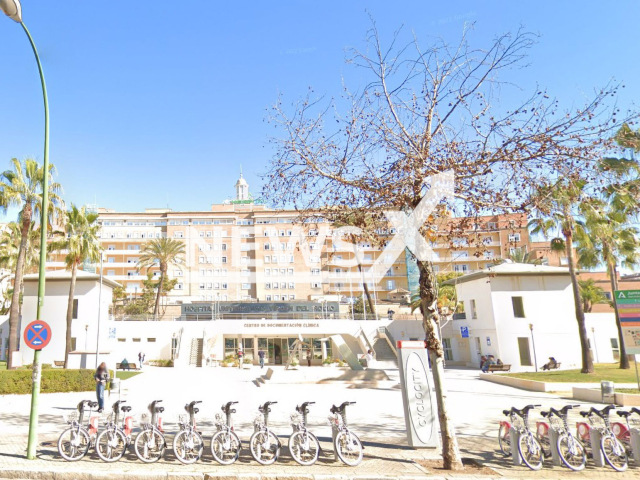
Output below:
[443,263,620,372]
[19,271,117,367]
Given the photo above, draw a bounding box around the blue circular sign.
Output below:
[23,320,52,350]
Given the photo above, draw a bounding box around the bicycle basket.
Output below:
[290,413,302,426]
[62,411,78,424]
[549,415,563,431]
[140,413,150,425]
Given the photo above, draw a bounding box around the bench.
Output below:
[488,364,511,373]
[53,361,65,368]
[116,363,138,370]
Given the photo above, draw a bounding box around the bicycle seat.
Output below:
[121,406,132,413]
[632,407,640,416]
[502,410,510,416]
[618,411,632,418]
[194,408,199,414]
[89,401,99,408]
[591,405,616,418]
[579,411,590,418]
[551,405,579,417]
[541,411,550,418]
[157,407,165,413]
[512,405,540,417]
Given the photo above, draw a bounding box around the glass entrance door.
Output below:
[268,338,284,364]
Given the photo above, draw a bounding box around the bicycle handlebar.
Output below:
[223,401,239,414]
[509,405,540,417]
[297,401,315,413]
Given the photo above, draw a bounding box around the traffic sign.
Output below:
[614,290,640,355]
[23,320,52,350]
[460,326,469,338]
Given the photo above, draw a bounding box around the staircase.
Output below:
[372,338,398,368]
[189,338,203,367]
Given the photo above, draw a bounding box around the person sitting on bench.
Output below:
[542,357,558,371]
[481,355,495,373]
[120,358,130,371]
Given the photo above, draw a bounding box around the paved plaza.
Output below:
[0,366,639,479]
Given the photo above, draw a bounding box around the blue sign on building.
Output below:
[460,326,469,338]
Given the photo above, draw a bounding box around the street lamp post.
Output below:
[591,327,599,363]
[95,253,104,368]
[529,323,538,372]
[1,0,51,460]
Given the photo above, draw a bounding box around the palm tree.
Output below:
[137,238,185,318]
[0,222,42,319]
[574,158,640,369]
[578,279,607,313]
[529,179,594,373]
[49,205,102,368]
[0,158,64,369]
[506,247,543,265]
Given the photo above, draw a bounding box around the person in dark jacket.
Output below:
[94,362,109,413]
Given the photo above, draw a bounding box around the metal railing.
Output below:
[113,312,382,321]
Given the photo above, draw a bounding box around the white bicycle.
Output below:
[211,401,242,465]
[289,401,320,465]
[250,401,281,465]
[329,401,363,466]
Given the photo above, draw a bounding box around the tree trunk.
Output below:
[608,263,630,369]
[565,229,593,373]
[7,213,31,369]
[153,270,165,319]
[417,259,463,470]
[64,262,78,369]
[357,263,376,315]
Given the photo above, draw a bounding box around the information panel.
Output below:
[614,290,640,355]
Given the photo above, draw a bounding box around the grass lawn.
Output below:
[617,389,640,394]
[0,361,5,370]
[504,363,640,384]
[116,371,141,380]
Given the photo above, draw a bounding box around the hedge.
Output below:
[0,369,114,395]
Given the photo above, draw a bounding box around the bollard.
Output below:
[509,427,522,465]
[631,429,640,464]
[549,429,561,467]
[589,429,605,467]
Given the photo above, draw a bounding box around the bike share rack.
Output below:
[508,427,521,466]
[631,428,640,463]
[331,422,340,463]
[588,429,605,467]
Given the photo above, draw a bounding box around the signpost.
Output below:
[614,290,640,390]
[23,320,52,350]
[460,326,469,338]
[396,341,438,448]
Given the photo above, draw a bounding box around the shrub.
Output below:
[243,357,252,364]
[323,357,332,365]
[0,369,113,395]
[149,359,173,367]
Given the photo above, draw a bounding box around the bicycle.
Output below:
[289,401,320,465]
[498,409,513,456]
[250,401,281,465]
[329,401,363,466]
[611,407,640,460]
[58,400,100,461]
[577,405,628,471]
[96,400,134,462]
[211,401,242,465]
[536,405,586,471]
[173,400,205,464]
[503,405,543,470]
[134,399,167,463]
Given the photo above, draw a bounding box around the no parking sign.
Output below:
[23,320,52,350]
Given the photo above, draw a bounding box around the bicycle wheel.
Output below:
[134,427,166,463]
[334,430,363,466]
[58,426,90,461]
[498,424,511,456]
[211,430,241,465]
[96,428,127,462]
[290,430,320,466]
[173,429,204,465]
[601,434,628,472]
[557,433,586,471]
[249,430,280,465]
[517,432,543,471]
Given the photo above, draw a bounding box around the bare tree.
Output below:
[263,22,627,469]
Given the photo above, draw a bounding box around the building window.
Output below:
[508,233,521,242]
[264,256,271,263]
[611,338,620,360]
[470,299,477,319]
[512,296,525,318]
[117,338,126,343]
[133,338,141,343]
[72,299,79,319]
[311,268,320,275]
[107,270,115,276]
[147,338,156,343]
[174,231,184,238]
[176,283,183,290]
[517,337,532,366]
[266,295,272,301]
[442,338,453,361]
[264,243,271,250]
[560,257,569,266]
[453,264,469,273]
[311,282,321,289]
[174,269,183,276]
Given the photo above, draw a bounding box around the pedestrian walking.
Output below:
[258,348,265,369]
[138,351,145,370]
[387,308,395,320]
[237,344,244,369]
[306,347,312,367]
[366,349,374,368]
[94,362,109,413]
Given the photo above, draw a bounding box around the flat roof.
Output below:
[23,270,121,289]
[444,262,571,285]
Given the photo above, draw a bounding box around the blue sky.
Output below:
[0,1,638,218]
